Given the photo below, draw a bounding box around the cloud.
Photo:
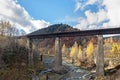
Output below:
[0,0,50,34]
[75,9,108,30]
[85,10,98,25]
[86,0,97,5]
[75,18,88,30]
[74,0,97,12]
[74,0,120,30]
[102,0,120,27]
[74,0,81,12]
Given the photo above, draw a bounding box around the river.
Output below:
[42,56,93,80]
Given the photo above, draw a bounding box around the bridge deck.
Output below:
[26,27,120,39]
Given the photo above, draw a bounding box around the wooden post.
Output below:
[96,35,104,76]
[54,37,62,71]
[27,38,34,66]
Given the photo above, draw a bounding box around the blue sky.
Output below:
[0,0,120,34]
[18,0,79,25]
[17,0,99,25]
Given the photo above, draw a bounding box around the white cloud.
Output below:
[75,18,88,30]
[97,9,107,23]
[102,0,120,27]
[86,0,97,5]
[74,0,97,11]
[85,10,98,25]
[74,9,108,30]
[74,0,120,30]
[0,0,50,34]
[31,20,50,29]
[74,0,81,12]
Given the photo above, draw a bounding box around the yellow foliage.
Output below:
[77,45,82,59]
[70,46,75,58]
[110,42,120,58]
[69,41,78,58]
[86,41,94,57]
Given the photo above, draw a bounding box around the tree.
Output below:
[0,20,19,36]
[69,41,79,63]
[70,46,74,58]
[86,40,95,67]
[0,21,11,36]
[86,41,94,58]
[77,45,83,66]
[62,44,67,56]
[110,42,120,58]
[77,45,82,60]
[109,42,120,67]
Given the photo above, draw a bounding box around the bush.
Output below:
[0,68,31,80]
[2,44,28,67]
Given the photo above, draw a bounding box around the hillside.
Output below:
[29,24,80,35]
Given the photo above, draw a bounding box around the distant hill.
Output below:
[29,24,80,35]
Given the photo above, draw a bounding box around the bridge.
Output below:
[21,27,120,77]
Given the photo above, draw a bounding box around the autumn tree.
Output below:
[77,45,82,60]
[86,41,94,58]
[86,40,95,66]
[77,45,82,65]
[69,41,79,63]
[62,44,67,56]
[110,42,120,58]
[109,42,120,66]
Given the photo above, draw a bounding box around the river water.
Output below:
[61,61,91,80]
[42,56,93,80]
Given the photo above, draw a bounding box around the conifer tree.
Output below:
[86,41,94,58]
[77,45,82,60]
[69,41,79,63]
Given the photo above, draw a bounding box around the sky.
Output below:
[0,0,120,34]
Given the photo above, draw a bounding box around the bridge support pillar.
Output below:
[27,38,34,66]
[54,37,62,72]
[96,35,104,76]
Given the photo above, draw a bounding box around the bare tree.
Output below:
[0,20,19,36]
